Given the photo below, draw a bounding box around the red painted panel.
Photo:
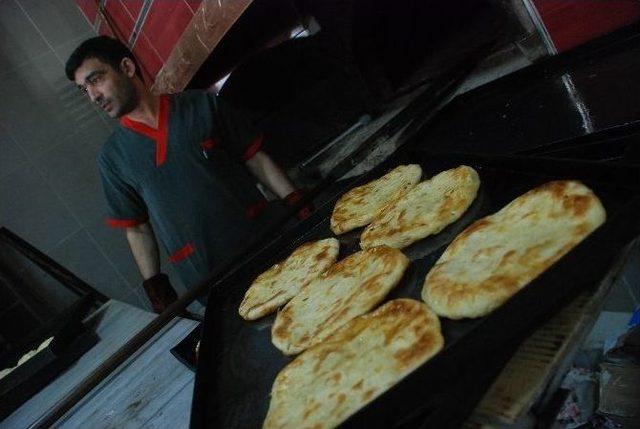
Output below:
[121,0,145,20]
[104,0,136,41]
[534,0,640,52]
[132,33,164,84]
[98,20,116,38]
[140,0,194,61]
[75,0,98,25]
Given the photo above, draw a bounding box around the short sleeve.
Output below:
[207,93,264,162]
[98,155,148,228]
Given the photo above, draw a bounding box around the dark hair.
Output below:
[65,36,141,81]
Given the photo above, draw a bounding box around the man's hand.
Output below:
[143,273,178,313]
[245,150,314,220]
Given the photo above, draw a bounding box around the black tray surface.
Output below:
[0,294,94,370]
[0,325,99,421]
[192,151,640,429]
[171,324,202,372]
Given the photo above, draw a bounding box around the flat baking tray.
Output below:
[0,295,99,420]
[191,150,640,429]
[171,324,202,372]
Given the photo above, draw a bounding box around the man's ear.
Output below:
[120,57,137,78]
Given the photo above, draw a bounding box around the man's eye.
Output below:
[87,73,105,86]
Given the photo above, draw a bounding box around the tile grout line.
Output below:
[144,5,165,62]
[77,2,96,30]
[16,2,96,68]
[84,226,137,289]
[128,0,155,47]
[137,31,165,66]
[36,114,110,160]
[0,49,54,80]
[67,177,138,295]
[27,173,84,252]
[0,122,30,179]
[2,112,84,253]
[12,0,64,65]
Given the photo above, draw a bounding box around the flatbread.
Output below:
[263,299,444,429]
[239,238,340,320]
[422,180,606,319]
[330,164,422,235]
[0,336,54,380]
[361,165,480,249]
[271,246,410,355]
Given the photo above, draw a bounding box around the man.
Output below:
[65,36,305,312]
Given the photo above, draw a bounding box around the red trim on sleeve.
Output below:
[120,95,170,167]
[242,134,264,161]
[169,242,195,263]
[106,218,146,228]
[201,138,219,151]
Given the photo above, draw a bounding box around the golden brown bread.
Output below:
[360,165,480,249]
[263,299,444,429]
[422,180,606,319]
[330,164,422,235]
[271,246,410,355]
[239,238,340,320]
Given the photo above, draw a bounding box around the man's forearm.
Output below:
[245,150,296,199]
[125,222,161,280]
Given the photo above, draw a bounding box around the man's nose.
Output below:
[87,86,101,103]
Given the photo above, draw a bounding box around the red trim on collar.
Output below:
[106,217,147,228]
[242,134,264,161]
[120,95,170,167]
[168,242,195,263]
[155,96,169,166]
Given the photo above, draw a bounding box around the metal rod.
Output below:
[299,114,372,170]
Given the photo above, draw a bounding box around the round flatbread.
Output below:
[271,246,410,355]
[361,165,480,249]
[263,299,444,429]
[422,180,606,319]
[330,164,422,235]
[239,238,340,320]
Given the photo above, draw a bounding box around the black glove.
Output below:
[284,189,315,221]
[143,273,178,314]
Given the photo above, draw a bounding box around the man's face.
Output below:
[74,57,138,118]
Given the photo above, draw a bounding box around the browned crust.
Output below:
[422,180,606,319]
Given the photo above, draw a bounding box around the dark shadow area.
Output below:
[190,0,515,169]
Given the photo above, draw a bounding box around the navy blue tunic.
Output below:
[98,91,267,288]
